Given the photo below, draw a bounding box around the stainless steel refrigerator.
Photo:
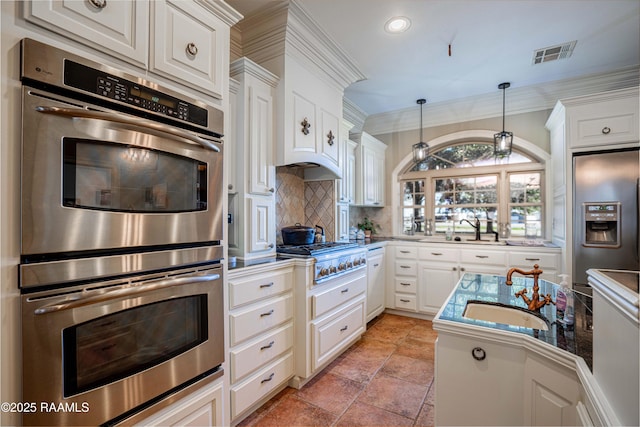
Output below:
[573,148,640,287]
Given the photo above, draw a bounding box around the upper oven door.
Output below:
[21,86,223,257]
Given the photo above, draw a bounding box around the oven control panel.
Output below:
[314,249,367,284]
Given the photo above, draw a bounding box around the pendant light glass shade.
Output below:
[494,82,513,158]
[412,99,428,164]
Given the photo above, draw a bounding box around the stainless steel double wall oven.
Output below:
[19,39,225,426]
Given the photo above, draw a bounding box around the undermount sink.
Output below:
[419,237,506,245]
[462,300,550,330]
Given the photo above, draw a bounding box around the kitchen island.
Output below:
[433,272,619,426]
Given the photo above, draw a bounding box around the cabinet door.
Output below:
[362,146,379,205]
[347,141,357,204]
[367,252,386,321]
[336,203,350,242]
[248,84,275,195]
[319,110,340,169]
[248,197,275,254]
[25,0,148,67]
[292,92,317,154]
[524,356,579,426]
[418,264,458,315]
[151,0,226,98]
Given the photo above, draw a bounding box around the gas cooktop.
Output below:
[276,241,359,256]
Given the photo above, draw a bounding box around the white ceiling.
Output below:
[228,0,640,120]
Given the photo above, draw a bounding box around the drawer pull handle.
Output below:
[374,263,380,267]
[261,373,275,384]
[341,288,349,293]
[400,265,411,269]
[400,299,411,303]
[602,126,611,135]
[340,325,348,332]
[400,250,411,254]
[525,257,540,261]
[186,42,199,57]
[472,347,487,361]
[431,252,443,256]
[260,341,275,351]
[260,282,274,288]
[400,282,411,286]
[260,309,274,317]
[89,0,107,9]
[475,255,489,259]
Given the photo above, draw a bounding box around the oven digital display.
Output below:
[129,87,177,109]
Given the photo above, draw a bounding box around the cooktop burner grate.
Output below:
[276,241,358,256]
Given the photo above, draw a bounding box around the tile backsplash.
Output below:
[275,167,335,243]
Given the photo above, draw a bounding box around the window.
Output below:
[400,143,544,239]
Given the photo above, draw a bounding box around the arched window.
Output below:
[399,142,545,239]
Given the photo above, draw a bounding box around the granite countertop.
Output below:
[437,273,593,370]
[227,256,291,271]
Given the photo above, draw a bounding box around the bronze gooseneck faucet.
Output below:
[460,218,481,241]
[505,264,555,312]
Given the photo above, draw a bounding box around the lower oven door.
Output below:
[21,265,224,426]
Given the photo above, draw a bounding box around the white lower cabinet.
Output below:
[228,263,295,423]
[135,379,224,427]
[389,242,561,317]
[436,329,581,426]
[312,296,365,370]
[524,355,580,426]
[366,247,385,322]
[435,333,526,426]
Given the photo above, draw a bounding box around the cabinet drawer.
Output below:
[570,96,639,148]
[394,294,417,311]
[230,352,294,419]
[395,246,418,258]
[312,297,365,370]
[230,323,294,383]
[460,249,507,266]
[509,252,559,270]
[229,268,291,309]
[395,278,417,294]
[395,261,417,276]
[313,274,366,318]
[230,294,293,346]
[419,247,458,263]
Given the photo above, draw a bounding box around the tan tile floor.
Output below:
[237,313,436,427]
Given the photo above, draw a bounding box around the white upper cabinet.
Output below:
[353,132,387,206]
[25,0,149,67]
[150,0,228,98]
[567,90,639,150]
[24,0,242,99]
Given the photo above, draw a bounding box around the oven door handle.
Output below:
[34,106,221,152]
[33,273,221,315]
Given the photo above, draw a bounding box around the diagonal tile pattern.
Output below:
[237,314,436,427]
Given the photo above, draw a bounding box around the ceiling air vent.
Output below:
[532,40,577,64]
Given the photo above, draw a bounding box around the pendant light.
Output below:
[412,98,428,164]
[494,82,513,158]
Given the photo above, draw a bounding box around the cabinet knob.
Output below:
[471,347,486,361]
[269,187,275,193]
[228,184,233,190]
[452,267,457,271]
[186,42,199,57]
[460,267,465,272]
[88,0,107,9]
[268,243,275,249]
[602,126,611,135]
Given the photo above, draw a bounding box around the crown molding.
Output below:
[236,0,366,91]
[230,57,280,88]
[195,0,243,26]
[343,97,367,133]
[363,66,640,136]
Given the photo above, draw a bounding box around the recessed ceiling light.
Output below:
[385,16,411,34]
